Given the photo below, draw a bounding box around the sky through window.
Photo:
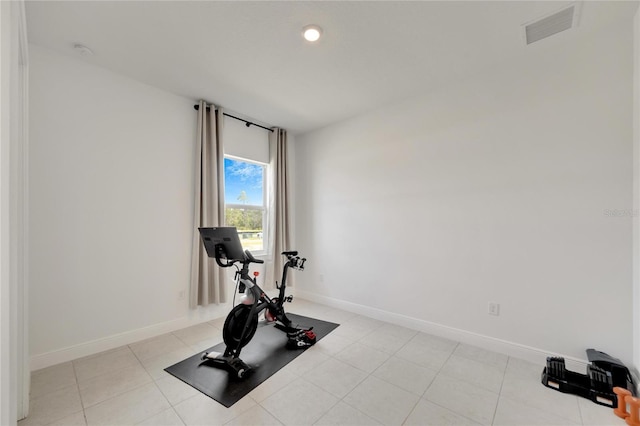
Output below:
[224,158,264,206]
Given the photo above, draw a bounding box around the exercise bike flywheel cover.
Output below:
[223,304,259,349]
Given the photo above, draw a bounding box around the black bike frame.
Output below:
[219,252,300,359]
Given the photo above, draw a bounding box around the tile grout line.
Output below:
[409,340,464,423]
[255,312,351,425]
[71,360,89,426]
[399,334,447,425]
[411,340,499,425]
[489,355,510,425]
[123,342,178,426]
[364,329,436,425]
[324,314,435,424]
[314,329,364,424]
[315,319,454,422]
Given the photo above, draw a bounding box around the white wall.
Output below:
[295,22,634,364]
[28,45,233,368]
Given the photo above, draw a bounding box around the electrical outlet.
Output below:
[319,274,324,283]
[488,302,500,316]
[178,290,185,300]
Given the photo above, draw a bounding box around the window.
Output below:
[224,156,267,253]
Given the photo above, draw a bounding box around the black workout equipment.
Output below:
[198,227,310,379]
[541,348,637,407]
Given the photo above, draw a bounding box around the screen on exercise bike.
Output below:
[199,227,246,261]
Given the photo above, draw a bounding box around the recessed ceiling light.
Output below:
[73,43,94,56]
[302,25,322,42]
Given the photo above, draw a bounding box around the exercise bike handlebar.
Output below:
[212,242,264,267]
[284,252,306,270]
[214,245,239,268]
[214,246,303,270]
[244,250,264,264]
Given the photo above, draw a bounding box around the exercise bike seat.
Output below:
[282,251,298,256]
[244,250,264,264]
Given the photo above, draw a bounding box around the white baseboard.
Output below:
[295,290,589,368]
[32,291,590,372]
[30,311,226,371]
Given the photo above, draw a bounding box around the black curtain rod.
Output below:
[194,104,274,133]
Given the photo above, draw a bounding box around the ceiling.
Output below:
[25,1,638,135]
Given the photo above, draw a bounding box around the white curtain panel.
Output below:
[266,128,292,289]
[189,100,227,308]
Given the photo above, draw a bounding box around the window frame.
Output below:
[223,155,269,256]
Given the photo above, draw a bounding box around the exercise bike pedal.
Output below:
[286,327,313,338]
[284,295,293,303]
[286,328,317,349]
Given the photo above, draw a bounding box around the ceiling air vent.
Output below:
[524,4,580,45]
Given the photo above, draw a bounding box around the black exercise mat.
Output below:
[164,313,339,407]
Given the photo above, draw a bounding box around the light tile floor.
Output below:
[20,299,618,426]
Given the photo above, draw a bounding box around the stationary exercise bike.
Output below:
[198,227,308,379]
